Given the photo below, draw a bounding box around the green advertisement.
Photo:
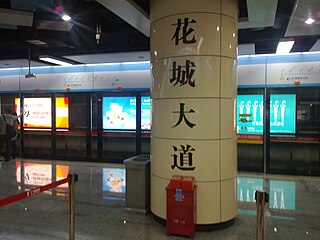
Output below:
[237,94,296,134]
[270,94,296,134]
[236,95,264,134]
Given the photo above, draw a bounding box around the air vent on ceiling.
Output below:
[36,20,73,31]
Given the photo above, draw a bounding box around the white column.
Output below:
[150,0,238,224]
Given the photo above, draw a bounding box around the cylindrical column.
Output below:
[150,0,238,225]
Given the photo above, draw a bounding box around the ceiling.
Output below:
[0,0,319,69]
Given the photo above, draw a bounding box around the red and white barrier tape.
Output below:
[0,175,70,207]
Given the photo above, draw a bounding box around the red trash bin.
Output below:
[166,176,196,238]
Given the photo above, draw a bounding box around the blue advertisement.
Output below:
[103,96,136,129]
[102,96,151,130]
[270,94,296,134]
[236,95,264,134]
[141,96,151,130]
[102,168,126,200]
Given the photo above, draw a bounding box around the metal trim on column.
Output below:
[19,93,24,158]
[136,92,142,154]
[51,93,57,157]
[97,93,103,161]
[86,93,92,160]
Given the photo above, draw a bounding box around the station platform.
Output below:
[0,158,319,240]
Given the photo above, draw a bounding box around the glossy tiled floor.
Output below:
[1,158,320,240]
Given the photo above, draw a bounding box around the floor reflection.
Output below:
[0,159,319,239]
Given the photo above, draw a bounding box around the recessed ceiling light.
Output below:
[276,40,295,54]
[26,39,47,45]
[62,14,71,21]
[305,18,315,24]
[39,55,73,66]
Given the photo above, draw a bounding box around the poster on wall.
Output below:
[16,98,52,128]
[15,97,69,129]
[102,96,137,130]
[141,96,151,130]
[56,97,69,128]
[237,94,296,135]
[236,95,264,134]
[270,94,296,134]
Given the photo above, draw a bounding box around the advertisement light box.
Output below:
[270,94,296,134]
[141,96,151,130]
[236,94,296,134]
[102,96,151,130]
[237,95,264,134]
[103,96,136,129]
[15,97,69,129]
[56,97,69,128]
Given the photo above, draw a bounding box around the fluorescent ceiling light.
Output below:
[39,55,72,66]
[276,40,295,54]
[62,14,71,21]
[305,18,315,24]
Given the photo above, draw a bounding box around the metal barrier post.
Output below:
[69,174,78,240]
[255,190,268,240]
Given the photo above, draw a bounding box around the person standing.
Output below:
[11,112,19,159]
[2,108,20,161]
[0,113,6,160]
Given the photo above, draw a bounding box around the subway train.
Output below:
[0,54,319,176]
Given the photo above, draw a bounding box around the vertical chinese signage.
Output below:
[150,0,238,224]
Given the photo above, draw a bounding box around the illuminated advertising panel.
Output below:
[102,168,126,200]
[15,97,69,129]
[141,96,151,130]
[56,97,69,128]
[16,98,52,128]
[102,96,136,130]
[270,94,296,134]
[236,95,264,134]
[237,94,296,135]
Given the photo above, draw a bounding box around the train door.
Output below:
[267,87,320,176]
[237,88,265,172]
[55,93,91,160]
